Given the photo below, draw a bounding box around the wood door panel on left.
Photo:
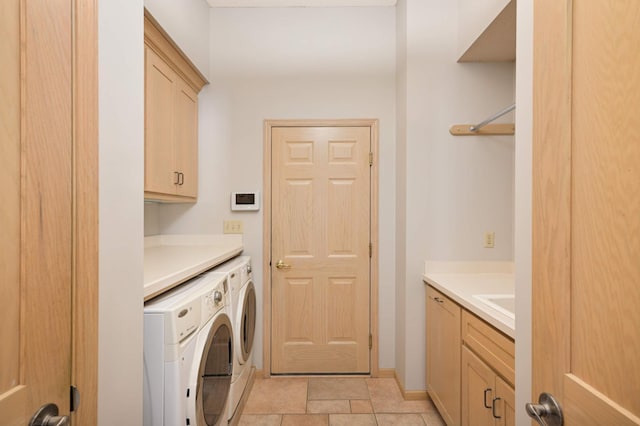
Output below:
[0,0,22,405]
[0,0,74,422]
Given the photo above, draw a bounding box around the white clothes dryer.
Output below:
[212,256,256,422]
[144,270,233,426]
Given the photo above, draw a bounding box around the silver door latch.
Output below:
[525,392,563,426]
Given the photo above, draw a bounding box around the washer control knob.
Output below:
[247,264,252,274]
[213,290,223,304]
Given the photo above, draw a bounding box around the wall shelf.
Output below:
[458,0,516,63]
[450,123,514,136]
[450,103,515,136]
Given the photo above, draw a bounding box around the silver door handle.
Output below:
[30,403,69,426]
[525,392,564,426]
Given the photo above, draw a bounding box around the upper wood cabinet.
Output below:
[458,0,516,62]
[144,9,208,202]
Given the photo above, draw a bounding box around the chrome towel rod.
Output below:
[470,103,515,132]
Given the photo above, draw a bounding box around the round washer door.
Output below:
[236,280,256,365]
[190,313,233,426]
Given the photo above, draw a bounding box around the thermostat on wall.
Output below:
[231,192,260,211]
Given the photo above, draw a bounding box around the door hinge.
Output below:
[369,152,373,166]
[70,385,80,412]
[369,243,372,258]
[369,334,373,350]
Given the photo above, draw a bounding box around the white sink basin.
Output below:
[473,294,515,319]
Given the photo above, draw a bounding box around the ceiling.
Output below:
[207,0,396,7]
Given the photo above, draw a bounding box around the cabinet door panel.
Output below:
[495,376,515,426]
[426,287,461,426]
[173,80,198,198]
[461,346,495,426]
[145,47,176,195]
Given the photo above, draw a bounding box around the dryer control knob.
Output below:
[247,265,252,274]
[213,290,223,304]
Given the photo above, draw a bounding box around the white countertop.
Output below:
[422,261,515,338]
[144,234,243,301]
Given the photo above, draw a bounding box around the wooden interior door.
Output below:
[270,125,372,374]
[532,1,640,424]
[0,1,80,424]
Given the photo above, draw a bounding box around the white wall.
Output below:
[395,0,408,386]
[213,6,397,371]
[396,0,515,391]
[143,0,211,80]
[98,0,144,423]
[515,0,533,424]
[155,6,397,370]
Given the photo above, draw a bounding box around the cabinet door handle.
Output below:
[483,388,493,409]
[174,171,180,185]
[178,172,184,185]
[492,397,502,419]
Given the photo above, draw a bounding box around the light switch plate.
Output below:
[484,232,495,248]
[223,220,243,234]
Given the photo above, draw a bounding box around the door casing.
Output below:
[262,119,379,377]
[72,0,99,423]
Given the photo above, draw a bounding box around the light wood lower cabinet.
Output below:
[461,346,495,426]
[426,285,515,426]
[461,347,515,426]
[495,375,516,426]
[144,9,207,202]
[461,311,515,426]
[426,286,461,426]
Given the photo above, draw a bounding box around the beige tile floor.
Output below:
[238,377,446,426]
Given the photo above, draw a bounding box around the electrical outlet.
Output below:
[484,232,495,248]
[223,220,243,234]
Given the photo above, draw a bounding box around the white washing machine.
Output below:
[144,270,233,426]
[212,256,256,422]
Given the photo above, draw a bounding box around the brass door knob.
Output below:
[275,260,291,270]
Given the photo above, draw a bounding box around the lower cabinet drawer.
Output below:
[462,310,515,386]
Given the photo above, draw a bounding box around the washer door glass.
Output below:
[239,281,256,363]
[197,315,233,426]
